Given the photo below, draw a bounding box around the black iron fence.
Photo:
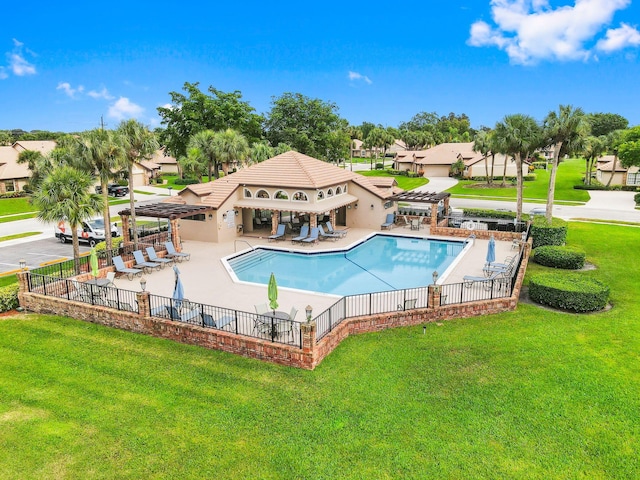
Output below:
[149,294,303,348]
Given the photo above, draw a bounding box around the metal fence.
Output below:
[149,294,303,348]
[28,273,139,312]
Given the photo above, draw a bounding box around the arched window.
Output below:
[292,191,308,201]
[274,190,289,200]
[343,184,348,193]
[256,189,270,199]
[335,186,342,194]
[327,189,334,197]
[244,188,252,198]
[317,191,325,200]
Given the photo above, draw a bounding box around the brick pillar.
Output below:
[170,219,180,251]
[428,284,441,308]
[301,321,316,355]
[430,203,438,230]
[137,291,150,318]
[271,210,279,235]
[121,215,131,244]
[329,209,336,226]
[310,214,317,229]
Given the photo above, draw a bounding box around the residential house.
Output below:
[0,140,56,193]
[596,155,640,186]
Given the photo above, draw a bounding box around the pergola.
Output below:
[118,203,213,248]
[389,191,451,229]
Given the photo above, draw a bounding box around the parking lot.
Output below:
[0,237,92,274]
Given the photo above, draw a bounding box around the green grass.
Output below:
[0,212,37,223]
[0,232,41,243]
[0,274,17,286]
[1,222,639,477]
[0,197,35,215]
[446,158,590,203]
[357,170,429,190]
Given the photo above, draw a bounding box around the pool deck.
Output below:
[112,227,515,318]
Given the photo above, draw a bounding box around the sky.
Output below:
[2,0,640,133]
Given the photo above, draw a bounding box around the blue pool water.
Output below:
[226,234,466,296]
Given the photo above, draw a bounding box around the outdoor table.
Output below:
[82,278,110,302]
[85,278,111,287]
[259,311,291,338]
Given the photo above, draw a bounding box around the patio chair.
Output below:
[325,221,347,237]
[291,225,309,244]
[399,215,411,229]
[145,246,173,266]
[512,231,527,249]
[463,271,509,290]
[381,213,395,230]
[132,250,162,273]
[268,224,286,242]
[105,271,116,287]
[216,315,235,329]
[164,241,191,261]
[255,303,269,315]
[289,306,298,320]
[113,255,143,280]
[302,227,320,245]
[318,224,340,241]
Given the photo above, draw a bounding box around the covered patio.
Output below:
[390,191,451,229]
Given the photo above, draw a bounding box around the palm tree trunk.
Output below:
[72,228,81,275]
[490,153,495,185]
[501,155,508,187]
[545,141,562,223]
[605,155,618,187]
[516,153,524,222]
[101,182,113,264]
[484,154,489,185]
[129,164,139,250]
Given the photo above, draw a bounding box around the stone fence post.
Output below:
[137,291,150,318]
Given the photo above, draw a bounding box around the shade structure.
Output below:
[90,247,99,277]
[268,272,278,312]
[486,235,496,264]
[173,265,184,309]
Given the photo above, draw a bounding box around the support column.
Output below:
[170,219,180,251]
[121,215,131,244]
[329,209,336,227]
[428,284,441,308]
[271,210,279,235]
[310,214,317,229]
[301,321,316,354]
[430,203,439,230]
[137,291,150,318]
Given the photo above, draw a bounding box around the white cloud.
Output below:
[57,82,84,98]
[348,71,372,84]
[3,39,37,76]
[87,87,114,100]
[596,23,640,51]
[468,0,635,64]
[108,97,144,120]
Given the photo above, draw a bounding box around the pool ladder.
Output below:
[234,239,256,253]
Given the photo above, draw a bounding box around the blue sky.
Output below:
[2,0,639,133]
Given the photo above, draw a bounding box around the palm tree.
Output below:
[213,128,249,175]
[187,130,217,180]
[605,130,624,187]
[473,131,492,186]
[494,114,541,221]
[32,166,103,274]
[582,136,607,186]
[117,119,159,250]
[249,141,275,164]
[364,128,394,170]
[75,129,123,263]
[179,147,208,182]
[542,105,590,222]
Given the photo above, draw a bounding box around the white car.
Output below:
[529,207,546,217]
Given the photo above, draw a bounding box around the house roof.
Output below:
[597,160,627,172]
[174,151,396,209]
[12,140,57,154]
[150,148,177,165]
[138,160,161,171]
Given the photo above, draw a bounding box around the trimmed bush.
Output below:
[531,216,567,249]
[0,283,19,312]
[174,178,199,186]
[635,193,640,205]
[532,246,586,269]
[529,272,609,313]
[462,208,517,220]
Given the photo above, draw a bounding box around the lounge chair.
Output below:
[132,250,162,273]
[381,213,395,230]
[146,246,173,266]
[325,221,347,237]
[268,224,286,242]
[512,231,527,249]
[318,224,341,241]
[291,225,309,244]
[164,241,191,261]
[302,227,319,245]
[463,271,509,289]
[113,255,143,280]
[483,256,518,277]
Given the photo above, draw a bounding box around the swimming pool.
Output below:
[225,234,467,296]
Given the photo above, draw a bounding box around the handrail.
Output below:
[234,239,255,253]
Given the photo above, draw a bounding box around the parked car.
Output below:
[95,183,129,197]
[529,207,547,217]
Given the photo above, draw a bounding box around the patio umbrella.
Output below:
[268,272,279,313]
[90,247,99,277]
[486,235,496,265]
[173,265,184,309]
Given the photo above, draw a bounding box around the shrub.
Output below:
[532,245,586,269]
[528,273,609,313]
[375,163,384,170]
[0,191,26,199]
[174,178,199,186]
[462,208,517,220]
[635,193,640,205]
[95,236,123,258]
[0,283,19,312]
[531,216,567,249]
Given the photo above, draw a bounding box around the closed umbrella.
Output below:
[90,247,99,277]
[486,235,496,265]
[268,272,279,313]
[173,265,184,310]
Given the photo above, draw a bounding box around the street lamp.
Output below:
[305,305,313,322]
[432,270,439,285]
[140,277,147,292]
[19,259,26,271]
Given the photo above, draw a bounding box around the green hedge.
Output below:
[173,178,199,186]
[532,246,586,269]
[635,193,640,205]
[462,208,517,220]
[531,216,567,249]
[0,283,19,312]
[528,273,609,313]
[469,174,536,182]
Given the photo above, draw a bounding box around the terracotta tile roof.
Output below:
[12,140,56,154]
[150,148,177,164]
[138,160,161,171]
[597,160,627,172]
[395,143,475,166]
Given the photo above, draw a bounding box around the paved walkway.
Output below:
[415,176,459,193]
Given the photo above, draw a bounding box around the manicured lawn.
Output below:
[1,222,638,478]
[0,274,17,287]
[446,158,590,204]
[0,212,37,223]
[0,197,35,215]
[357,170,429,190]
[0,232,41,243]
